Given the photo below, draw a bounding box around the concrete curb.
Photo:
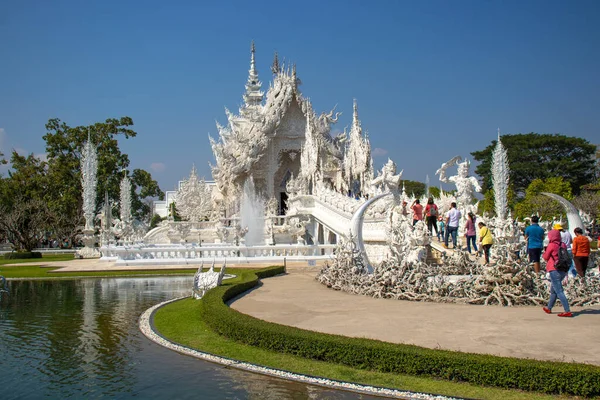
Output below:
[139,296,463,400]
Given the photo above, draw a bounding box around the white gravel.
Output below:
[139,297,465,400]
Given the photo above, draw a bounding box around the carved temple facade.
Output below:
[209,42,374,215]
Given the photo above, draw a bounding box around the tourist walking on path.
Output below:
[572,227,591,278]
[524,216,545,273]
[444,202,461,249]
[411,199,423,226]
[478,222,493,265]
[542,229,572,317]
[424,198,439,236]
[465,212,478,254]
[437,216,445,242]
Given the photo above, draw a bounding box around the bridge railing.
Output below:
[101,243,337,261]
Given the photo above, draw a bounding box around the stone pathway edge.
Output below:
[139,296,463,400]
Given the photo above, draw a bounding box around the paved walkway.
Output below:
[231,267,600,366]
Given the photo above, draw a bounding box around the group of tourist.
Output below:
[410,198,494,264]
[408,199,597,318]
[526,216,595,318]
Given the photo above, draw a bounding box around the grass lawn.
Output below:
[153,275,578,400]
[0,254,255,279]
[0,253,76,265]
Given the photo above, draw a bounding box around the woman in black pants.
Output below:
[424,198,438,236]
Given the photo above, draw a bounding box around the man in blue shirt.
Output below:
[524,215,545,273]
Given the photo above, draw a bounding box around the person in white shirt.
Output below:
[555,223,576,277]
[444,202,461,249]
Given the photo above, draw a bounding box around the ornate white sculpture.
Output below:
[370,159,402,199]
[81,132,98,231]
[492,130,510,221]
[175,165,214,222]
[192,261,227,299]
[98,191,114,246]
[115,174,133,243]
[344,100,373,196]
[436,156,481,212]
[77,132,101,258]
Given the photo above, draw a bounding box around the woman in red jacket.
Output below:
[572,227,591,277]
[542,229,572,317]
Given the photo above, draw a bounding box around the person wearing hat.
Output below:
[555,223,575,277]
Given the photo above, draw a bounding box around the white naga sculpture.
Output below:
[192,260,227,299]
[436,156,481,212]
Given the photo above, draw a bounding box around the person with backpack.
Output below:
[424,198,439,236]
[542,229,572,317]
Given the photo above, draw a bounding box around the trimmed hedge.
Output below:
[3,251,42,260]
[200,266,600,397]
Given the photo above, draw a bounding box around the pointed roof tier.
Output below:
[242,41,264,113]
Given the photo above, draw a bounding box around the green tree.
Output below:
[42,117,164,230]
[514,177,573,220]
[573,191,600,222]
[149,213,165,230]
[131,169,163,221]
[478,187,517,217]
[428,186,441,198]
[0,152,51,250]
[471,133,596,197]
[399,180,426,198]
[169,202,181,221]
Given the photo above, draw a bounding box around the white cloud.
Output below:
[372,147,388,157]
[0,128,5,149]
[150,162,166,172]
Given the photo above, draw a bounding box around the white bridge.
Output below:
[101,189,392,266]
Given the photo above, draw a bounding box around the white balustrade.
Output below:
[101,243,336,265]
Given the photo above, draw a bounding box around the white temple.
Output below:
[208,42,373,214]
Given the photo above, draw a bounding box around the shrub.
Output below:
[3,251,43,260]
[200,266,600,397]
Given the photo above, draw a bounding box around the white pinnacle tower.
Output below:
[242,41,264,115]
[77,131,101,258]
[492,128,510,220]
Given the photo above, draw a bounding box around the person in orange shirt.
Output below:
[572,227,591,277]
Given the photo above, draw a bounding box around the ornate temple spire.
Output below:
[351,99,362,137]
[271,51,280,75]
[242,41,264,110]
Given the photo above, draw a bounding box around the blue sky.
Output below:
[1,0,599,193]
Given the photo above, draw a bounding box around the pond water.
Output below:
[0,277,378,399]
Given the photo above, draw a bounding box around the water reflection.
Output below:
[0,278,379,399]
